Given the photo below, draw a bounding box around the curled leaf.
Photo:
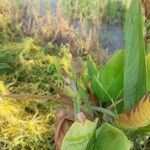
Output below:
[115,93,150,129]
[55,109,74,150]
[61,119,97,150]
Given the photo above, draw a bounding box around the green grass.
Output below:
[0,38,72,149]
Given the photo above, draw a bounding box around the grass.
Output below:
[0,38,72,149]
[0,38,72,93]
[0,81,57,150]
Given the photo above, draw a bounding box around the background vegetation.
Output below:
[0,0,132,149]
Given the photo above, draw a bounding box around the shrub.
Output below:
[102,0,126,25]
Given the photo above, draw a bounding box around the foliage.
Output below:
[124,0,146,110]
[60,0,150,149]
[88,50,124,104]
[61,0,103,22]
[0,44,19,75]
[0,81,56,150]
[1,0,150,149]
[0,38,71,94]
[102,0,127,25]
[0,0,21,43]
[61,121,131,150]
[91,123,131,150]
[46,61,63,87]
[0,38,72,149]
[61,120,97,150]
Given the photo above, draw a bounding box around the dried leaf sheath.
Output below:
[142,0,150,20]
[115,92,150,129]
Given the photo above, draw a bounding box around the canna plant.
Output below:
[54,0,150,149]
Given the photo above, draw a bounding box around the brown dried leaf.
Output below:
[55,109,74,150]
[115,92,150,129]
[142,0,150,20]
[69,37,78,58]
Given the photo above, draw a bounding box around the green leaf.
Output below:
[85,129,97,150]
[130,124,150,136]
[87,56,98,79]
[146,54,150,91]
[61,120,97,150]
[91,106,116,118]
[99,50,124,102]
[90,50,124,103]
[77,83,93,114]
[77,83,89,102]
[124,0,146,110]
[93,123,131,150]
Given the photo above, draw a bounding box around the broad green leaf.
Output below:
[93,123,131,150]
[91,50,124,103]
[99,50,124,102]
[146,54,150,91]
[124,0,146,110]
[61,120,97,150]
